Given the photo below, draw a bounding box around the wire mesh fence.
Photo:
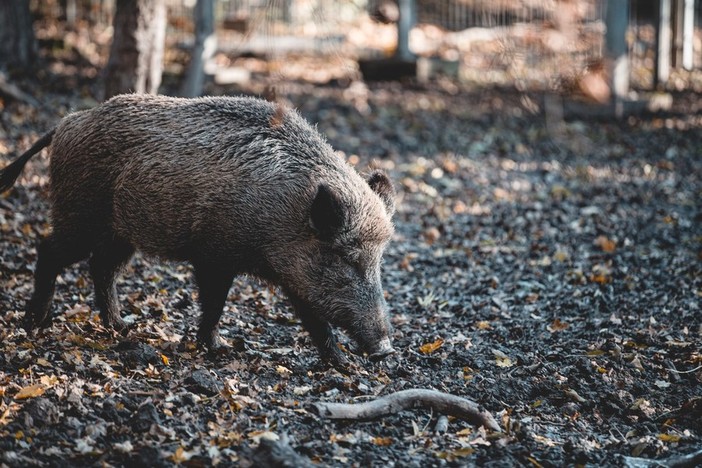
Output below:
[28,0,702,91]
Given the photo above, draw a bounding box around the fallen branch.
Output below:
[310,389,501,432]
[0,72,41,107]
[623,448,702,468]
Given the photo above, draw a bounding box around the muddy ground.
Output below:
[1,69,701,467]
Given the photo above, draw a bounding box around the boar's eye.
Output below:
[329,247,363,275]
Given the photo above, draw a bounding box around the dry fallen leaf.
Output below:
[594,235,617,253]
[419,338,444,354]
[330,432,358,444]
[39,375,59,387]
[654,380,671,389]
[114,440,134,453]
[14,384,46,400]
[170,446,192,463]
[590,273,610,284]
[564,388,587,403]
[248,430,279,443]
[423,227,441,245]
[532,434,556,447]
[547,318,569,332]
[436,447,474,461]
[550,185,571,200]
[371,436,393,446]
[493,350,514,368]
[590,263,612,284]
[657,433,681,443]
[553,250,570,262]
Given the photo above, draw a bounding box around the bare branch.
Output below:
[623,448,702,468]
[0,72,40,107]
[310,389,501,432]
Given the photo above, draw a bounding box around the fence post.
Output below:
[396,0,416,61]
[655,0,672,86]
[180,0,216,97]
[682,0,695,70]
[606,0,629,116]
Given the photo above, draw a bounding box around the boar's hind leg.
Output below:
[23,234,91,330]
[288,294,349,368]
[89,237,134,331]
[193,264,235,350]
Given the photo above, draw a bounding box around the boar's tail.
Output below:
[0,129,55,194]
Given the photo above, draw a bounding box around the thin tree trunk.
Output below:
[0,0,36,70]
[180,0,216,97]
[104,0,166,99]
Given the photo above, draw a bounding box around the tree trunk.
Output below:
[0,0,36,71]
[180,0,216,97]
[104,0,166,99]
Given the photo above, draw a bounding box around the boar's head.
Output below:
[270,170,396,362]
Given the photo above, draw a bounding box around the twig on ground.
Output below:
[623,448,702,468]
[0,72,41,107]
[667,364,702,374]
[310,389,501,432]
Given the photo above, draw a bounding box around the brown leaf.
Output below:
[14,384,46,400]
[594,235,616,253]
[170,446,192,463]
[371,436,393,446]
[423,227,441,245]
[547,318,569,332]
[590,273,610,285]
[419,338,444,354]
[436,447,474,461]
[657,433,681,443]
[493,349,513,368]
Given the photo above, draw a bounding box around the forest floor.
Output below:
[1,55,701,466]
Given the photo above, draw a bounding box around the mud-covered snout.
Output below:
[366,337,396,361]
[351,302,395,361]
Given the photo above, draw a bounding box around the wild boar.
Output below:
[0,94,397,366]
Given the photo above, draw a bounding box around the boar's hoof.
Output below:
[22,313,52,332]
[105,317,129,334]
[325,350,352,371]
[367,338,396,362]
[21,316,35,332]
[198,333,231,357]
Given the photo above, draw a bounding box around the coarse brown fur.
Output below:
[0,94,397,366]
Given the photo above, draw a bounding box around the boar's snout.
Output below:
[354,303,394,361]
[367,337,396,361]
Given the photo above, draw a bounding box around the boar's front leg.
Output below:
[287,294,349,368]
[89,237,134,331]
[193,263,235,350]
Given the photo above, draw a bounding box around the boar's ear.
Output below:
[367,170,395,217]
[310,184,345,240]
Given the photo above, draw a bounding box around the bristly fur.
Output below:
[12,94,397,365]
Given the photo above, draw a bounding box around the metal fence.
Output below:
[29,0,702,90]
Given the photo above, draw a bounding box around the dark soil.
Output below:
[1,75,701,466]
